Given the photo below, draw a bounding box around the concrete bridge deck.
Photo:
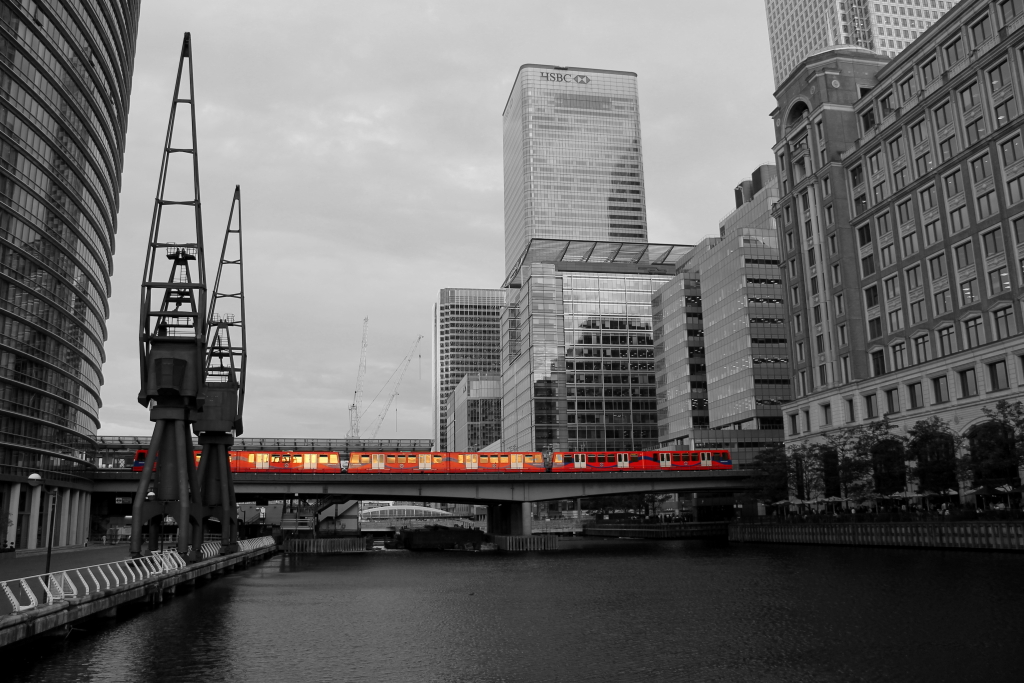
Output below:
[92,469,752,503]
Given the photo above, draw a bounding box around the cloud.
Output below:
[98,0,776,439]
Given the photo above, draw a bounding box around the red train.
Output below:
[132,449,731,474]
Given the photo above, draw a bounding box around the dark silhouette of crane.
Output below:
[130,34,208,560]
[193,185,246,555]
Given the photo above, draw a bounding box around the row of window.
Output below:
[788,356,1019,436]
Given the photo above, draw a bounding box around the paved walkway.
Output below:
[0,545,135,582]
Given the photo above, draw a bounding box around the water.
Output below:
[6,541,1024,682]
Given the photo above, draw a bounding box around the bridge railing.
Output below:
[0,550,185,617]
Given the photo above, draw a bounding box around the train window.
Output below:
[630,454,640,462]
[433,455,443,463]
[554,454,562,463]
[387,455,396,463]
[247,454,255,462]
[329,454,338,463]
[319,455,328,463]
[500,455,509,464]
[587,455,596,463]
[271,455,280,463]
[671,454,681,462]
[361,455,369,463]
[458,454,464,463]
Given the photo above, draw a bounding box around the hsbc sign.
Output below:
[541,72,591,85]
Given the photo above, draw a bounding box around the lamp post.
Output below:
[27,473,57,576]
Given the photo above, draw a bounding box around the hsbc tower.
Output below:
[501,65,649,277]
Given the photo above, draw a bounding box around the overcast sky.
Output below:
[97,1,778,439]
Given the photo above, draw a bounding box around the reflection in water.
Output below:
[6,542,1024,682]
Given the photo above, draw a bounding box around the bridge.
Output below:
[92,469,752,535]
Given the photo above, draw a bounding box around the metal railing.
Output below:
[0,550,184,617]
[0,536,276,617]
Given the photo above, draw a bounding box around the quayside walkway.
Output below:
[0,537,277,648]
[730,521,1024,551]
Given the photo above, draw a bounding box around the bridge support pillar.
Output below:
[486,502,532,536]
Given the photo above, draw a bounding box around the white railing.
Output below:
[0,537,276,617]
[0,550,185,617]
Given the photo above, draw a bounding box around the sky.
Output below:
[97,1,778,439]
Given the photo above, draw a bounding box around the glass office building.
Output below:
[653,167,789,467]
[501,239,693,452]
[445,373,501,452]
[1,1,140,548]
[502,65,647,276]
[432,288,504,452]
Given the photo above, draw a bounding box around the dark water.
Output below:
[6,541,1024,683]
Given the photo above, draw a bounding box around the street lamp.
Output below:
[145,491,163,552]
[27,473,57,576]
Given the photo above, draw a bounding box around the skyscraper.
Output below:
[502,65,647,276]
[432,288,504,452]
[1,1,141,549]
[764,0,962,87]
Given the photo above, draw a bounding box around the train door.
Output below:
[574,453,586,469]
[511,453,524,470]
[371,453,386,470]
[616,453,629,469]
[303,453,317,470]
[418,453,432,470]
[700,452,710,467]
[466,453,478,470]
[255,453,269,470]
[658,452,672,469]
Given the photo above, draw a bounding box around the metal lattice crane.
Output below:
[368,335,422,438]
[193,184,245,555]
[131,33,207,560]
[346,317,369,438]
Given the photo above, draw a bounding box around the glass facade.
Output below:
[432,288,504,452]
[653,167,788,467]
[503,65,647,276]
[445,373,501,452]
[0,2,139,467]
[501,240,695,452]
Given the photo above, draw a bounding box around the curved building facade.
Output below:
[0,1,140,548]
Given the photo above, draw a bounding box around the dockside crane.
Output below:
[131,33,208,560]
[367,335,423,438]
[193,185,246,555]
[346,317,369,438]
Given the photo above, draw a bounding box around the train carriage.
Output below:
[649,450,733,470]
[550,451,655,472]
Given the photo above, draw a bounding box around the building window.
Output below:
[846,397,856,422]
[862,254,876,277]
[871,349,886,376]
[816,333,825,353]
[909,382,924,409]
[836,293,845,315]
[791,286,800,305]
[1000,134,1023,165]
[934,289,951,315]
[971,14,993,47]
[938,327,955,356]
[869,317,883,340]
[838,323,848,346]
[906,265,922,290]
[963,317,983,348]
[910,299,926,325]
[850,164,865,187]
[989,266,1011,294]
[995,98,1017,128]
[854,194,868,215]
[832,263,842,285]
[885,388,901,414]
[949,206,969,233]
[888,308,904,332]
[972,154,992,182]
[789,413,799,435]
[935,99,953,128]
[983,227,1005,256]
[811,275,819,295]
[797,342,805,362]
[989,360,1010,391]
[944,169,963,196]
[825,204,834,225]
[814,305,823,325]
[939,137,957,161]
[890,135,905,159]
[902,231,920,257]
[916,152,934,177]
[929,254,947,280]
[959,368,979,397]
[865,285,880,308]
[961,82,982,111]
[823,176,831,196]
[874,182,887,203]
[1007,175,1024,205]
[960,278,979,306]
[893,167,908,191]
[914,335,930,364]
[881,244,896,269]
[922,57,938,84]
[1000,0,1024,23]
[933,375,950,403]
[897,200,913,224]
[966,119,987,146]
[821,402,832,426]
[878,212,891,236]
[828,233,837,255]
[923,220,941,246]
[858,225,873,246]
[910,119,928,145]
[869,151,883,174]
[786,231,794,251]
[892,342,907,370]
[841,355,851,384]
[954,241,975,269]
[865,393,879,419]
[819,364,828,387]
[977,191,998,220]
[993,307,1014,340]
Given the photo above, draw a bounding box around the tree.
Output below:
[965,401,1023,487]
[907,417,961,493]
[870,438,907,495]
[750,443,789,502]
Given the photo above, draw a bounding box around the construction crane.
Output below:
[367,335,422,438]
[131,33,207,560]
[193,184,246,555]
[346,317,369,438]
